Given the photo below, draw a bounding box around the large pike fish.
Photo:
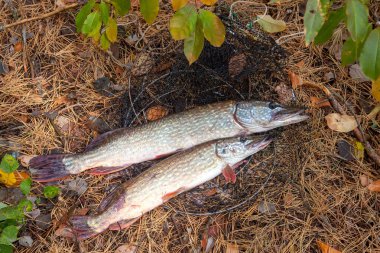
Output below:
[70,136,272,240]
[30,100,308,182]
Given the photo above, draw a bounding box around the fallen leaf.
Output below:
[288,70,302,89]
[131,53,154,77]
[258,201,276,214]
[55,116,71,133]
[226,243,239,253]
[257,15,286,33]
[146,105,169,121]
[229,53,247,78]
[202,188,218,196]
[75,208,89,216]
[367,179,380,192]
[325,113,358,133]
[324,72,335,82]
[310,97,331,108]
[14,42,23,52]
[115,244,138,253]
[360,175,372,187]
[275,83,294,103]
[317,240,342,253]
[86,116,111,134]
[372,77,380,102]
[295,60,305,68]
[18,235,33,247]
[349,64,370,82]
[55,223,75,238]
[354,141,365,160]
[0,170,29,188]
[53,96,70,107]
[19,155,36,167]
[283,190,294,208]
[336,140,355,161]
[67,178,88,195]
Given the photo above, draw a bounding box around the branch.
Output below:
[1,3,79,31]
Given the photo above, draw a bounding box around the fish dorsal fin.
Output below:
[85,128,126,152]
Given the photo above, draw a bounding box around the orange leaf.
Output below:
[53,96,70,106]
[317,240,342,253]
[14,42,23,52]
[372,77,380,102]
[172,0,188,10]
[295,60,305,68]
[200,0,218,5]
[203,188,217,196]
[310,97,331,108]
[0,170,29,188]
[226,243,239,253]
[288,70,302,89]
[146,105,169,121]
[367,179,380,192]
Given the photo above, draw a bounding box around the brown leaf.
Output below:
[146,105,169,121]
[202,188,218,196]
[275,83,293,103]
[229,54,247,78]
[283,191,294,208]
[14,42,23,52]
[55,224,74,238]
[310,97,331,108]
[115,244,137,253]
[336,140,355,161]
[53,96,70,107]
[325,113,358,133]
[367,179,380,192]
[317,240,342,253]
[19,155,36,167]
[131,53,154,77]
[75,208,89,216]
[295,60,305,68]
[288,70,302,89]
[360,175,372,187]
[226,243,239,253]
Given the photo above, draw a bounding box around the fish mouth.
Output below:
[272,107,309,123]
[245,135,273,150]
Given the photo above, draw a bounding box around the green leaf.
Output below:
[198,9,226,47]
[100,33,111,50]
[318,0,331,18]
[82,11,102,35]
[304,0,325,46]
[19,178,32,196]
[111,0,131,16]
[0,203,8,209]
[17,199,33,212]
[0,155,19,174]
[99,1,110,24]
[184,18,204,65]
[0,244,13,253]
[169,5,198,40]
[140,0,159,24]
[257,14,286,33]
[43,186,60,199]
[106,18,118,42]
[0,220,18,230]
[0,225,19,245]
[75,0,95,33]
[346,0,369,42]
[341,38,360,66]
[0,207,23,222]
[314,7,345,45]
[360,27,380,81]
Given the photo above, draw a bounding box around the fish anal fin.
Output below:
[222,165,236,184]
[87,164,130,175]
[108,217,140,231]
[162,187,186,202]
[85,128,126,152]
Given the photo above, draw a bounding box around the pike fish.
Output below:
[70,136,272,240]
[30,100,308,182]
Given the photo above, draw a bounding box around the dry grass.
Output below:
[1,0,380,252]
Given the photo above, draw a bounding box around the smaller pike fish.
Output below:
[69,136,272,240]
[30,100,307,182]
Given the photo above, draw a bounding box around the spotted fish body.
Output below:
[30,100,308,182]
[70,136,272,240]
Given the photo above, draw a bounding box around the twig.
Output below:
[304,81,380,167]
[1,3,79,31]
[368,104,380,120]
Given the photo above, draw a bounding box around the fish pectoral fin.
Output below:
[222,165,236,184]
[162,187,187,202]
[87,164,130,175]
[108,217,140,231]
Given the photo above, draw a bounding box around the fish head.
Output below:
[216,136,272,166]
[234,101,309,132]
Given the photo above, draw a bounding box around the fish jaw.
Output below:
[234,101,309,132]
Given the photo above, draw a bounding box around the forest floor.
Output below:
[1,0,379,252]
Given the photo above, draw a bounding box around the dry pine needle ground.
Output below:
[0,0,379,252]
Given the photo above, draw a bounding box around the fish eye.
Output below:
[268,102,280,110]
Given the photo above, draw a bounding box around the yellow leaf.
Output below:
[200,0,218,5]
[372,77,380,102]
[172,0,188,10]
[354,141,365,160]
[368,179,380,192]
[317,240,342,253]
[0,170,17,187]
[257,15,287,33]
[106,18,118,43]
[325,113,358,133]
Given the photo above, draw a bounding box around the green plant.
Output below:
[304,0,380,89]
[75,0,226,64]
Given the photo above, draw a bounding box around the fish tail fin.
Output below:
[29,154,72,182]
[70,215,102,240]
